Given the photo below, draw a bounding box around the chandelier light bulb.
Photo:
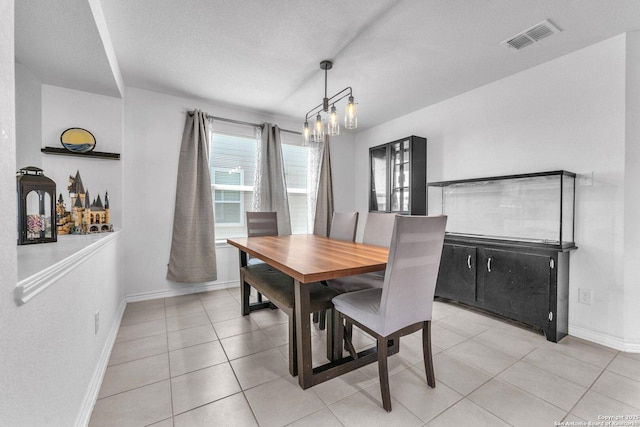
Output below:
[345,96,358,130]
[302,121,310,145]
[312,113,325,143]
[328,105,340,136]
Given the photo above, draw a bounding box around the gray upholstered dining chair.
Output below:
[246,211,279,237]
[324,212,396,336]
[246,212,278,302]
[329,211,359,242]
[331,215,447,412]
[315,211,359,329]
[327,212,396,293]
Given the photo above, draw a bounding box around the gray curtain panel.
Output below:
[313,136,334,237]
[167,110,218,283]
[252,123,292,235]
[306,136,323,232]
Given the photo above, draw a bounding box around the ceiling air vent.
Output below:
[502,19,561,50]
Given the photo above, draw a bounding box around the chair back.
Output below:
[379,215,447,336]
[246,212,278,237]
[362,213,396,247]
[329,212,359,242]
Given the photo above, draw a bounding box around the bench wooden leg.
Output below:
[240,273,251,316]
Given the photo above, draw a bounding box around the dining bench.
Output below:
[239,263,339,376]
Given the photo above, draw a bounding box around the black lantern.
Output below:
[17,166,57,245]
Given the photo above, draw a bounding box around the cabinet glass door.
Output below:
[369,145,388,212]
[390,140,410,212]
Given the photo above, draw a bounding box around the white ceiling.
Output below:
[15,0,640,131]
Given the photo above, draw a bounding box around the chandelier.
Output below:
[302,60,358,144]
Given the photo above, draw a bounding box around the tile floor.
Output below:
[89,287,640,427]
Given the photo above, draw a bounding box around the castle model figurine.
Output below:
[56,170,113,235]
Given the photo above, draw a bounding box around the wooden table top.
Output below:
[227,234,389,283]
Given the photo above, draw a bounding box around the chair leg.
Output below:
[422,320,435,388]
[344,321,353,350]
[318,310,326,330]
[377,335,392,412]
[316,281,329,330]
[257,292,263,303]
[327,308,344,361]
[344,324,357,359]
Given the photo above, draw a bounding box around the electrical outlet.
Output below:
[578,288,591,305]
[94,311,100,334]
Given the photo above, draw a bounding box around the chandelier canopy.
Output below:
[302,60,358,144]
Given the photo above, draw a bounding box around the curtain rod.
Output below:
[197,112,301,136]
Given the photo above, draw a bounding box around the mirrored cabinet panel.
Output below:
[369,145,388,212]
[369,136,426,215]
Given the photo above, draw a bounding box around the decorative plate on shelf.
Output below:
[60,128,96,153]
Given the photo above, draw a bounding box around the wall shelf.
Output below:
[41,146,120,160]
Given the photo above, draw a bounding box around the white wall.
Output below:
[0,0,19,423]
[15,61,42,170]
[330,132,356,213]
[122,87,355,299]
[355,34,637,350]
[623,32,640,345]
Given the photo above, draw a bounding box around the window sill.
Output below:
[15,231,121,305]
[215,239,235,247]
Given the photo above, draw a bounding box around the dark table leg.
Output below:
[294,279,313,389]
[326,308,334,361]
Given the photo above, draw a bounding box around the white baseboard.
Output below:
[75,298,127,427]
[569,324,640,353]
[125,280,240,303]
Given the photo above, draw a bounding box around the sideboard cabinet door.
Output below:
[436,244,477,303]
[477,248,551,328]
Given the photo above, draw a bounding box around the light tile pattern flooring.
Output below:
[89,287,640,426]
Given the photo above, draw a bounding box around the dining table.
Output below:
[227,234,391,389]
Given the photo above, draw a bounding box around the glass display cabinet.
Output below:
[428,170,575,248]
[428,171,577,343]
[369,136,426,215]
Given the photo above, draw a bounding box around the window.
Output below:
[210,130,309,239]
[211,167,244,226]
[281,143,309,235]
